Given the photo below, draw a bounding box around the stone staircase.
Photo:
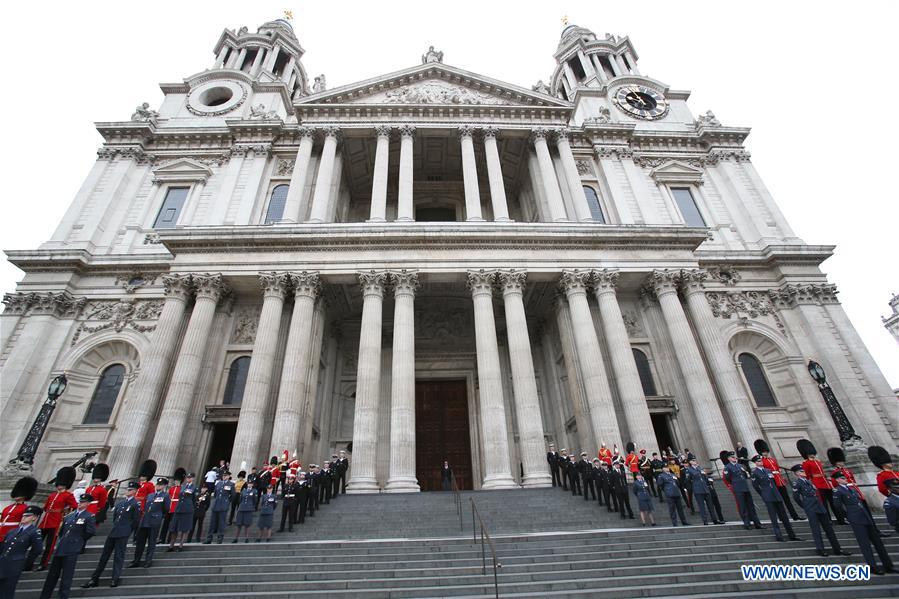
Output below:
[14,487,899,598]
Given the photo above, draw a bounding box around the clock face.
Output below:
[613,85,668,120]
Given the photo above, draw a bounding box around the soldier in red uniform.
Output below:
[625,442,640,481]
[84,463,110,526]
[829,447,888,537]
[797,440,840,524]
[136,460,157,514]
[869,445,899,498]
[37,466,78,569]
[598,443,612,466]
[159,467,184,544]
[754,438,803,521]
[0,476,38,541]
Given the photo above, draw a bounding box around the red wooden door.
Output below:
[415,380,473,491]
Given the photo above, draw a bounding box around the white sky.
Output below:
[1,1,897,389]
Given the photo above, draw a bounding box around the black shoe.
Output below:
[110,579,119,588]
[836,520,846,525]
[790,536,803,541]
[143,560,153,568]
[838,550,851,556]
[202,540,212,544]
[244,538,250,543]
[166,547,176,552]
[81,579,99,589]
[127,561,141,568]
[703,522,709,526]
[817,550,829,557]
[277,528,285,532]
[266,538,271,542]
[878,531,892,538]
[884,567,897,574]
[651,522,657,526]
[681,522,691,526]
[795,516,806,521]
[872,567,885,576]
[231,539,238,543]
[754,525,764,530]
[776,538,786,542]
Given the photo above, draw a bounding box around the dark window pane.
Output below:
[582,186,605,223]
[632,349,657,397]
[223,356,251,405]
[153,187,189,229]
[416,207,456,222]
[671,187,705,227]
[264,184,289,224]
[83,364,126,424]
[739,353,777,408]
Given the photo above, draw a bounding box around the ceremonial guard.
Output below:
[833,471,895,575]
[721,451,762,530]
[577,453,594,500]
[883,479,899,534]
[657,464,688,526]
[633,473,656,526]
[546,444,561,487]
[830,447,884,534]
[188,486,210,544]
[557,450,570,491]
[598,443,612,466]
[83,464,109,528]
[158,468,184,544]
[625,443,640,481]
[257,487,277,542]
[796,440,839,524]
[233,479,258,543]
[564,455,579,496]
[304,469,318,518]
[279,473,300,532]
[204,470,235,544]
[168,472,196,551]
[39,493,95,599]
[82,481,140,589]
[135,460,156,514]
[337,450,350,494]
[755,439,803,521]
[130,477,170,568]
[790,465,849,557]
[0,504,42,599]
[868,445,899,497]
[36,466,77,570]
[751,455,799,542]
[735,442,751,471]
[649,453,665,500]
[1,477,37,542]
[685,459,722,525]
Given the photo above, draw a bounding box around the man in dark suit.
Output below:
[612,464,634,519]
[546,444,561,487]
[790,465,849,557]
[578,452,595,501]
[337,450,350,495]
[440,461,453,491]
[566,455,581,496]
[83,481,140,588]
[751,455,799,542]
[0,506,43,599]
[722,451,762,530]
[600,463,617,512]
[39,494,95,599]
[833,471,895,575]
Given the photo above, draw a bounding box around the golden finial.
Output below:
[284,10,294,20]
[562,15,569,26]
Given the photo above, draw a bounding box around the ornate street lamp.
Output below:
[8,373,68,469]
[806,359,861,443]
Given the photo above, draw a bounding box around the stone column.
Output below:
[250,47,266,77]
[229,273,289,469]
[482,127,510,222]
[679,269,763,445]
[498,271,552,487]
[150,274,226,476]
[650,270,730,459]
[397,126,415,221]
[608,54,623,76]
[577,50,596,79]
[591,54,607,83]
[368,126,391,222]
[555,130,593,222]
[263,45,280,72]
[560,270,621,446]
[283,127,315,222]
[467,270,518,489]
[562,61,578,90]
[307,126,339,223]
[459,126,484,221]
[531,129,568,221]
[270,272,321,454]
[592,269,656,451]
[346,271,388,493]
[385,271,420,492]
[103,275,192,478]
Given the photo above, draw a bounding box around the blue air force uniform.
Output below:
[258,492,277,530]
[792,475,844,555]
[131,487,170,566]
[723,461,761,528]
[205,478,236,543]
[172,482,196,534]
[234,487,258,527]
[751,464,796,541]
[0,520,43,598]
[685,465,718,525]
[39,507,95,599]
[86,493,139,586]
[632,479,654,512]
[657,471,688,525]
[834,482,894,572]
[885,493,899,534]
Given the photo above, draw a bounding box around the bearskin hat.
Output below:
[719,450,733,463]
[626,441,636,454]
[868,445,893,469]
[173,467,187,482]
[270,456,279,466]
[139,459,157,480]
[796,439,816,459]
[827,447,846,466]
[55,466,77,489]
[753,439,770,454]
[11,476,38,500]
[91,463,109,482]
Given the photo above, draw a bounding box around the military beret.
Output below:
[80,493,94,503]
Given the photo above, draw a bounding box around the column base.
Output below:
[480,474,520,490]
[384,477,421,493]
[553,217,572,223]
[494,217,513,223]
[345,478,380,494]
[521,472,553,488]
[395,217,414,222]
[578,217,597,223]
[466,216,485,222]
[366,217,387,223]
[305,218,324,224]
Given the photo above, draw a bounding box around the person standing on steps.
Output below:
[83,464,109,530]
[320,462,334,505]
[755,439,804,522]
[441,461,453,491]
[229,471,246,525]
[298,472,313,523]
[204,470,235,544]
[638,450,652,490]
[735,442,751,472]
[82,481,140,589]
[883,479,899,534]
[257,486,277,542]
[546,444,561,488]
[130,478,170,569]
[188,486,209,544]
[232,479,257,543]
[790,465,849,558]
[158,468,184,545]
[0,505,43,598]
[279,473,299,533]
[558,449,570,491]
[39,494,95,599]
[203,467,217,494]
[598,443,612,466]
[657,464,688,526]
[35,467,77,571]
[601,462,618,513]
[833,471,895,575]
[751,455,800,543]
[831,447,888,537]
[566,455,581,496]
[612,463,634,519]
[800,441,840,524]
[625,443,640,482]
[722,451,762,530]
[650,453,665,501]
[590,459,604,507]
[336,450,350,495]
[633,473,656,526]
[702,467,725,524]
[685,459,722,525]
[580,453,597,502]
[168,472,196,552]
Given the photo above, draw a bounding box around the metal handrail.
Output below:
[469,497,501,598]
[450,473,463,532]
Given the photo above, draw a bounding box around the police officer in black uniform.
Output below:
[546,444,561,487]
[0,505,43,598]
[39,494,95,599]
[577,453,595,501]
[279,473,300,532]
[83,481,140,588]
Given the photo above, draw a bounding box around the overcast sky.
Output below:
[1,1,897,388]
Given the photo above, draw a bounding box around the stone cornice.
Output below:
[4,250,172,275]
[695,245,835,268]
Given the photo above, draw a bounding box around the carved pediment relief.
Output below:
[648,160,704,185]
[152,158,214,184]
[352,79,513,106]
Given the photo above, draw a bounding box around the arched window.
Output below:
[739,353,777,408]
[83,364,126,424]
[631,349,657,397]
[583,186,605,223]
[264,184,289,224]
[223,356,251,405]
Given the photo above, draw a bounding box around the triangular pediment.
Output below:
[298,62,570,108]
[649,160,704,185]
[152,158,213,183]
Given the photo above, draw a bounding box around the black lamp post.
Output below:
[9,373,68,468]
[807,360,861,443]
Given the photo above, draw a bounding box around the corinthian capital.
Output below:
[559,269,591,295]
[482,126,499,140]
[457,125,475,139]
[649,269,680,296]
[162,274,192,301]
[391,270,419,296]
[358,270,388,297]
[321,125,341,140]
[498,270,527,295]
[374,125,392,138]
[297,126,316,139]
[291,271,321,299]
[192,274,227,302]
[259,272,290,298]
[399,125,416,138]
[553,128,571,142]
[530,127,550,142]
[678,268,709,295]
[592,269,620,294]
[467,269,497,296]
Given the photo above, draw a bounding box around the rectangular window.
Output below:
[671,187,706,227]
[153,187,189,229]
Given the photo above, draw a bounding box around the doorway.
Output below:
[415,379,473,491]
[650,413,677,454]
[206,422,237,471]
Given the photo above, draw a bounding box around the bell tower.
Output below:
[550,24,641,101]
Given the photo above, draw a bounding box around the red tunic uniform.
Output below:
[0,502,27,541]
[39,491,77,530]
[84,484,109,516]
[877,469,899,497]
[831,466,864,500]
[760,456,785,487]
[598,448,612,465]
[136,481,156,513]
[167,485,181,514]
[625,453,639,474]
[801,458,832,491]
